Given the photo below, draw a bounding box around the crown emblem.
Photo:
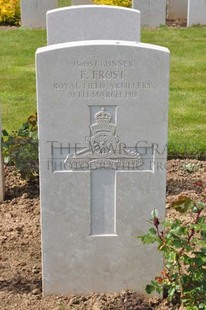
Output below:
[64,106,143,171]
[94,107,112,124]
[90,107,116,136]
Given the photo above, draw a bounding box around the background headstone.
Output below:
[187,0,206,26]
[47,6,141,45]
[72,0,93,4]
[36,6,170,296]
[167,0,188,21]
[21,0,58,29]
[132,0,166,27]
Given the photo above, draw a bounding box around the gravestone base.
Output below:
[42,171,164,294]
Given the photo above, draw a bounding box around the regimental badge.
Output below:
[64,107,143,170]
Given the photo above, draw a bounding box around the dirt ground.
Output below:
[0,159,205,310]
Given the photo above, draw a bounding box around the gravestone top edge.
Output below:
[36,40,170,55]
[46,5,141,45]
[47,5,140,15]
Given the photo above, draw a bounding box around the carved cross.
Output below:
[63,106,144,236]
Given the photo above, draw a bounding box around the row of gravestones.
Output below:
[167,0,206,26]
[134,0,206,27]
[36,5,170,295]
[20,0,206,29]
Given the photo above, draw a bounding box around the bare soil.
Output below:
[166,19,187,28]
[0,159,206,309]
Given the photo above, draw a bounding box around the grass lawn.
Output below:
[141,26,206,158]
[0,26,205,158]
[0,28,46,133]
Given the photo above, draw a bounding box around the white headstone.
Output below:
[36,7,170,296]
[167,0,188,20]
[21,0,58,29]
[47,6,141,45]
[187,0,206,26]
[72,0,93,4]
[132,0,167,27]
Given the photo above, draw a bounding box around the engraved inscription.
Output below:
[52,59,152,100]
[53,82,151,99]
[54,82,152,91]
[80,70,124,80]
[72,60,136,68]
[64,107,143,171]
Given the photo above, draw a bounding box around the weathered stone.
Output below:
[36,6,170,296]
[21,0,58,29]
[187,0,206,26]
[72,0,93,4]
[47,6,141,45]
[133,0,166,27]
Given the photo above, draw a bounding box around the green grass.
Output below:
[0,0,71,131]
[58,0,71,7]
[0,28,46,132]
[0,26,206,158]
[142,27,206,158]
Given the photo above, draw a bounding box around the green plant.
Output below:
[181,162,200,173]
[0,28,46,133]
[2,113,39,180]
[58,301,66,309]
[138,196,206,309]
[93,0,131,8]
[58,0,71,7]
[0,0,20,25]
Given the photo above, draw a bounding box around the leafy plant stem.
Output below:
[138,196,206,308]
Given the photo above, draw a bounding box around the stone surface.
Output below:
[0,156,5,202]
[36,38,170,295]
[0,114,5,202]
[167,0,188,20]
[20,0,58,29]
[47,6,141,45]
[132,0,166,27]
[187,0,206,26]
[72,0,93,4]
